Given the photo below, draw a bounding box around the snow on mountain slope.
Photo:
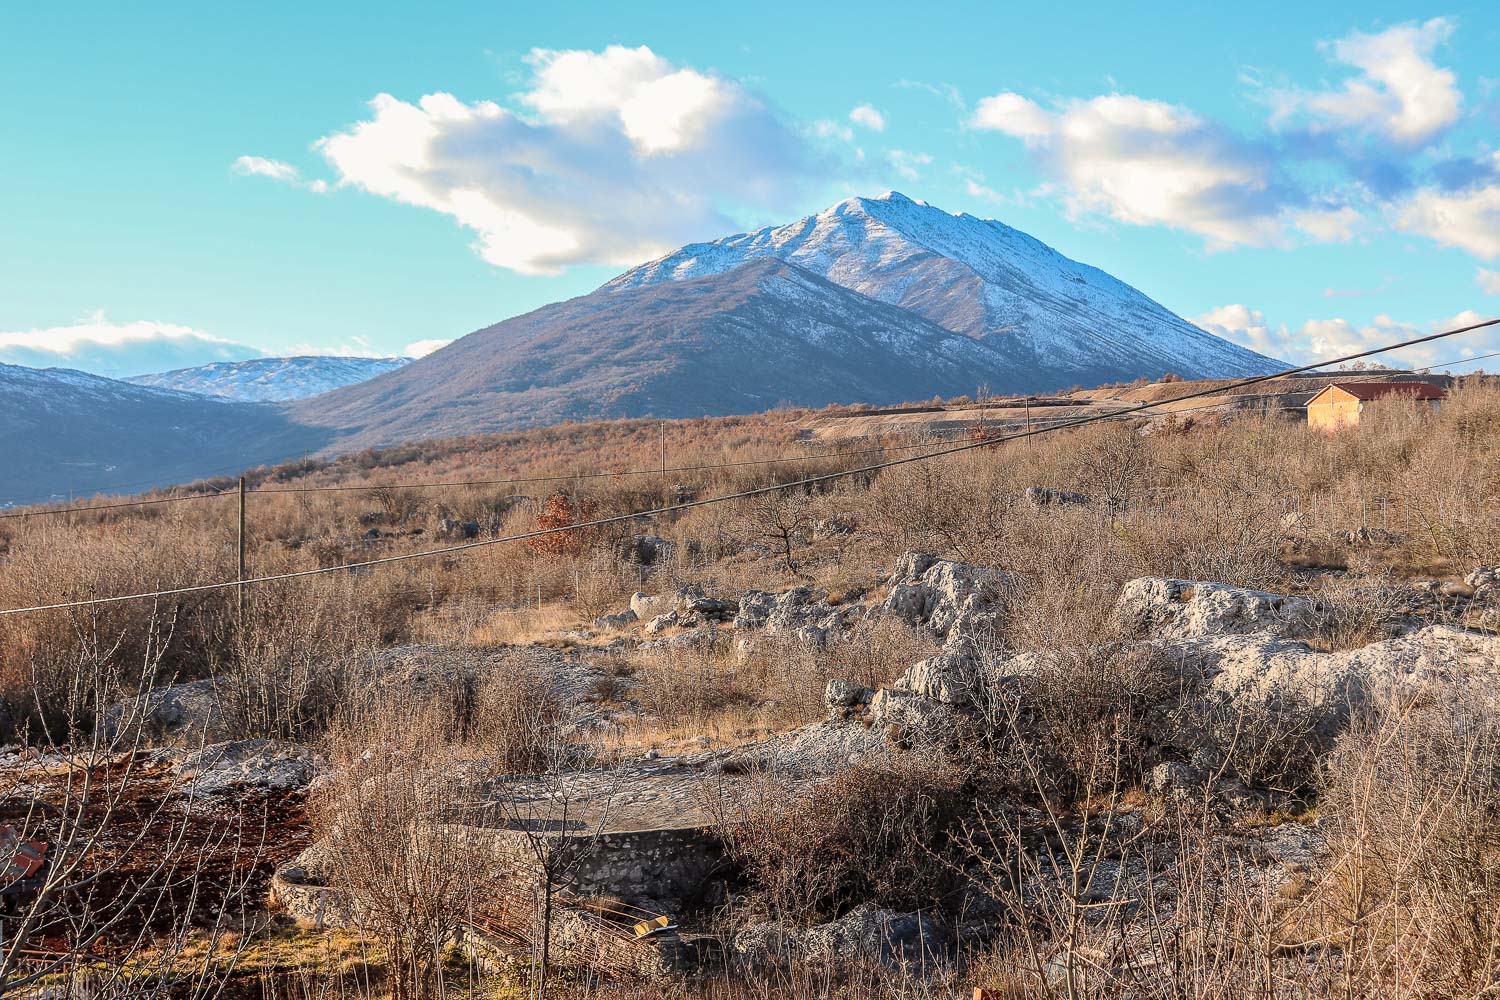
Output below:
[128,356,409,402]
[291,257,1049,451]
[0,364,327,506]
[607,192,1284,384]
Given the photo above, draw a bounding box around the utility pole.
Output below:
[237,476,247,625]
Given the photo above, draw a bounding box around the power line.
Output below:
[12,340,1495,521]
[0,490,233,521]
[2,313,1494,618]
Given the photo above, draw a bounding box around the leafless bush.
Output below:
[314,694,496,1000]
[1305,698,1500,996]
[1304,573,1411,651]
[713,757,964,924]
[467,654,565,775]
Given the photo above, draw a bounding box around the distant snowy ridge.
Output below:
[608,191,1284,383]
[128,355,408,402]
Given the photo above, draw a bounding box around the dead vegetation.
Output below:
[0,382,1498,997]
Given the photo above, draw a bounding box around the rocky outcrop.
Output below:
[1117,577,1314,641]
[629,585,736,625]
[166,739,325,799]
[1119,577,1500,735]
[103,679,224,745]
[876,551,1010,647]
[1467,566,1500,599]
[594,609,639,631]
[1024,486,1090,507]
[734,586,863,647]
[733,903,945,970]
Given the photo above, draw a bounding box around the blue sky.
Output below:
[2,1,1498,377]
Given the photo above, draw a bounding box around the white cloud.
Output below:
[404,338,453,358]
[232,155,329,193]
[1195,304,1497,368]
[1193,304,1285,359]
[970,92,1312,248]
[811,119,854,142]
[1275,18,1460,145]
[970,92,1054,139]
[232,155,300,182]
[314,45,818,274]
[283,336,389,359]
[1394,161,1500,259]
[964,178,1007,204]
[849,103,886,131]
[1291,205,1363,242]
[1479,268,1500,295]
[887,149,933,181]
[0,315,262,378]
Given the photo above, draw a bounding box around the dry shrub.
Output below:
[466,653,565,775]
[633,642,750,736]
[1304,573,1410,651]
[740,619,939,729]
[569,548,638,622]
[314,694,495,1000]
[1303,698,1500,996]
[715,757,964,923]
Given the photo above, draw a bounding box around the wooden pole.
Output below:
[238,476,247,624]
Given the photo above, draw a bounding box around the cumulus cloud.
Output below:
[970,92,1314,248]
[1393,157,1500,259]
[1479,268,1500,295]
[1195,305,1497,368]
[849,103,886,131]
[314,45,819,274]
[1273,18,1460,145]
[0,316,263,378]
[404,338,453,358]
[1193,304,1285,359]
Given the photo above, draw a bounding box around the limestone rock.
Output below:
[824,679,874,709]
[594,609,639,631]
[644,611,680,635]
[1117,578,1314,641]
[734,586,862,636]
[166,739,325,801]
[877,551,1010,645]
[1024,486,1090,507]
[734,903,944,969]
[103,679,223,745]
[1466,566,1500,598]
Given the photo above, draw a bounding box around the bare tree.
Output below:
[742,491,814,576]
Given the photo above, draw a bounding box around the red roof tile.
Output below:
[1326,382,1446,402]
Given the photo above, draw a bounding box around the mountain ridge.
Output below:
[289,256,1053,449]
[607,191,1281,383]
[128,355,409,402]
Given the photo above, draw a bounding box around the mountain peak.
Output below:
[604,192,1283,380]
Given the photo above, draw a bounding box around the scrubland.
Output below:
[1,380,1498,999]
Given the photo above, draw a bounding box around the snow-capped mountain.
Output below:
[291,257,1050,450]
[128,355,408,402]
[295,192,1283,450]
[608,191,1283,384]
[0,364,326,505]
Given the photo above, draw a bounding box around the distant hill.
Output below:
[0,364,327,506]
[294,192,1281,449]
[12,192,1288,495]
[128,356,408,402]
